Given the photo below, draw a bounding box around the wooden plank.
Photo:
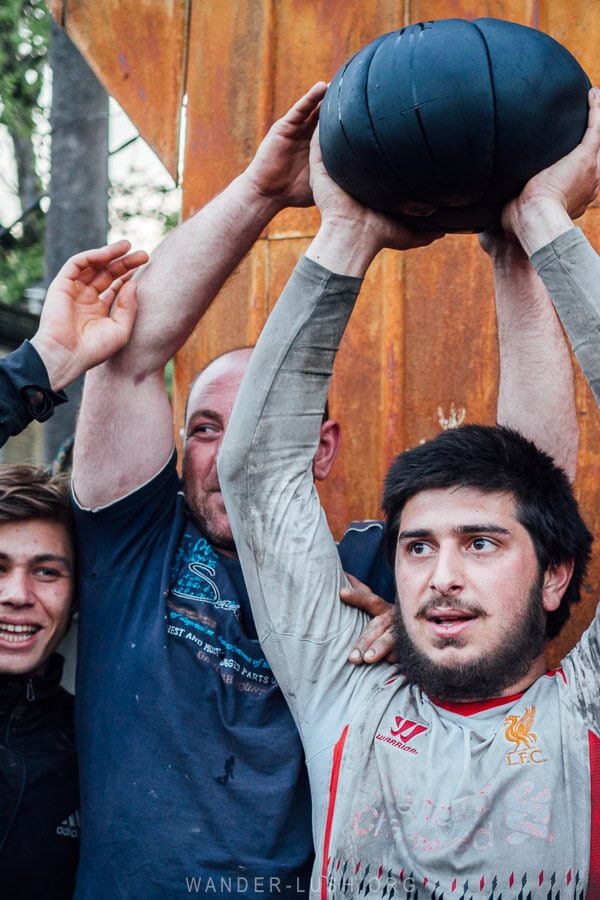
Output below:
[174,0,275,456]
[409,0,537,26]
[182,0,273,210]
[542,0,600,85]
[269,0,402,240]
[58,0,187,179]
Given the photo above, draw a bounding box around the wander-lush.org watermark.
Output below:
[184,874,417,895]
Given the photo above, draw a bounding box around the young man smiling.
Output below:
[219,88,600,897]
[0,510,73,673]
[0,240,146,898]
[0,465,79,899]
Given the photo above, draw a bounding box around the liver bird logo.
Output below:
[503,705,537,749]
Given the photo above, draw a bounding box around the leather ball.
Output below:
[319,18,591,232]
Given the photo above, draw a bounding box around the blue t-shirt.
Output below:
[73,453,392,898]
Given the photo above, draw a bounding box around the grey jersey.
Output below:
[219,240,600,899]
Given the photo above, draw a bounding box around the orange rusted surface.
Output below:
[55,0,600,660]
[46,0,64,24]
[49,0,187,179]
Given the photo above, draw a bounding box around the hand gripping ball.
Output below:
[319,18,591,232]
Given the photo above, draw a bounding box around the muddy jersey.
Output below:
[219,243,600,899]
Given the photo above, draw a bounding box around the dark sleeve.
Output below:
[72,450,181,578]
[338,520,396,602]
[0,341,67,447]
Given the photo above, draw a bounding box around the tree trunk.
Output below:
[43,20,109,467]
[10,130,44,245]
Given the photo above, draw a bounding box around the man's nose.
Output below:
[429,545,465,595]
[0,568,32,606]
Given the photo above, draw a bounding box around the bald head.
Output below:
[181,348,253,556]
[184,348,253,423]
[181,346,340,555]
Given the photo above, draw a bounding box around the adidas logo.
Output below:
[56,810,80,839]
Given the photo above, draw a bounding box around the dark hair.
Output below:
[382,424,593,641]
[0,464,74,546]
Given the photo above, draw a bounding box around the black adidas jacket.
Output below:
[0,653,79,898]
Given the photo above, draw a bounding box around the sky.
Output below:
[0,97,182,255]
[107,99,182,251]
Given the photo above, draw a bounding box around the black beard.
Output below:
[393,576,547,702]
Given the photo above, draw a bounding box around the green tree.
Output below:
[0,0,49,304]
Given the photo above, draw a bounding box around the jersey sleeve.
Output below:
[561,603,600,735]
[219,256,395,743]
[531,227,600,407]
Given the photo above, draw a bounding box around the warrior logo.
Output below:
[390,716,428,743]
[375,716,428,754]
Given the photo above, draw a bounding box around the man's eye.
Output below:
[408,541,433,556]
[188,424,219,438]
[33,568,64,579]
[470,537,495,552]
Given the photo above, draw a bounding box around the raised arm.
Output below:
[218,134,438,722]
[479,231,579,480]
[501,86,600,409]
[72,83,327,508]
[0,241,145,449]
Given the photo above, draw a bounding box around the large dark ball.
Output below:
[319,18,591,232]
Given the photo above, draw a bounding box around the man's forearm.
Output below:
[128,172,284,372]
[71,178,269,508]
[124,81,329,373]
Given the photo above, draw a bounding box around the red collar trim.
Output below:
[431,668,562,714]
[432,690,526,716]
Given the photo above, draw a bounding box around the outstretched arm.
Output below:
[218,133,439,721]
[501,86,600,409]
[73,83,327,508]
[479,231,579,480]
[0,241,145,449]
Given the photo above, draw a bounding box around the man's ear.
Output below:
[541,559,575,613]
[312,418,341,481]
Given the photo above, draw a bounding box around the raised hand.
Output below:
[30,240,149,391]
[244,81,328,209]
[306,127,444,276]
[502,86,600,254]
